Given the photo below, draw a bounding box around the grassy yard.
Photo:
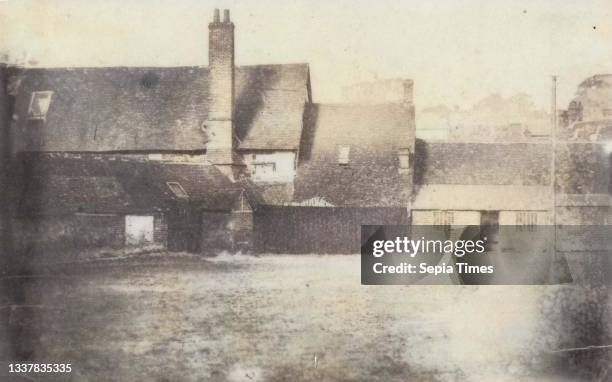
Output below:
[4,253,610,381]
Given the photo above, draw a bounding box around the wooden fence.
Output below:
[254,206,409,254]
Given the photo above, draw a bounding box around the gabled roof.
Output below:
[293,103,415,207]
[10,64,310,152]
[15,154,245,216]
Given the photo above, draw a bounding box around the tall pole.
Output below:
[548,76,572,284]
[551,76,557,228]
[550,76,558,267]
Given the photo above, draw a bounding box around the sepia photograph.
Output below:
[0,0,611,381]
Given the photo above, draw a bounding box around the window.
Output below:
[166,182,189,199]
[252,163,276,179]
[28,91,53,120]
[398,148,410,169]
[516,211,538,231]
[433,211,454,226]
[337,145,350,165]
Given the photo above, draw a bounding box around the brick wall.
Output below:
[13,213,170,260]
[208,17,234,120]
[207,11,235,164]
[558,206,610,225]
[13,214,125,260]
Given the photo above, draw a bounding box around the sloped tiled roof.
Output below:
[414,140,611,195]
[111,160,244,211]
[11,64,310,152]
[293,103,415,207]
[235,64,311,150]
[15,155,245,216]
[241,181,296,206]
[414,141,552,186]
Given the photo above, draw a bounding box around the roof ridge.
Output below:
[16,63,309,71]
[15,65,208,71]
[311,102,412,108]
[237,62,309,68]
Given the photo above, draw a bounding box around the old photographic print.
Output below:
[1,1,611,381]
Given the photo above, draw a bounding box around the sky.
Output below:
[1,0,611,111]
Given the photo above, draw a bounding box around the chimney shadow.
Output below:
[234,67,279,143]
[298,103,318,162]
[413,138,428,188]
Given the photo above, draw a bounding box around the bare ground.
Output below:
[3,253,610,381]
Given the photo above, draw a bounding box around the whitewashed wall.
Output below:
[498,211,550,225]
[242,151,296,182]
[412,210,481,226]
[413,210,551,226]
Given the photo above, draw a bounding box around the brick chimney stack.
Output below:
[207,9,243,180]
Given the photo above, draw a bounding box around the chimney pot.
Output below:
[213,9,220,23]
[223,9,230,23]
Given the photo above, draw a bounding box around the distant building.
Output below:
[12,153,257,255]
[419,94,551,143]
[342,78,414,105]
[560,74,612,141]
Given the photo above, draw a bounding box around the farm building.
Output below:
[11,154,258,258]
[0,8,610,259]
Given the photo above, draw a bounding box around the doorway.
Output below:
[125,215,155,246]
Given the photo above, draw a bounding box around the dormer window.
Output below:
[166,182,189,199]
[337,145,350,165]
[28,91,53,120]
[398,148,410,169]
